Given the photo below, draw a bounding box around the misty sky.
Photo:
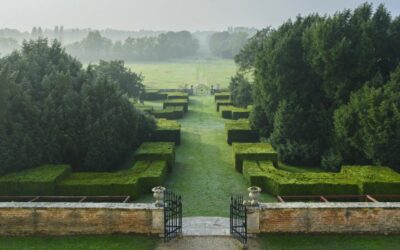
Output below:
[2,0,400,31]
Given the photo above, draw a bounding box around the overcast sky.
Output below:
[1,0,400,31]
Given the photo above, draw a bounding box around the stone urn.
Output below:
[152,186,166,207]
[248,186,261,206]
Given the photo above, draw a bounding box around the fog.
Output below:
[1,0,400,31]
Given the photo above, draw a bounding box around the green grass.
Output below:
[258,234,400,250]
[140,96,275,216]
[127,59,237,89]
[0,235,159,250]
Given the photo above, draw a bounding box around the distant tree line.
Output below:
[66,30,199,62]
[0,39,155,175]
[235,3,400,171]
[209,28,256,58]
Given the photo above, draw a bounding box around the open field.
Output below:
[127,58,237,89]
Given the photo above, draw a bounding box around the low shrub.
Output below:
[216,100,233,112]
[214,92,230,102]
[144,90,168,100]
[166,92,189,100]
[243,160,359,196]
[232,108,250,120]
[133,103,154,114]
[243,161,400,196]
[152,107,184,120]
[134,142,175,171]
[232,143,278,172]
[225,119,259,144]
[163,99,189,112]
[220,106,234,119]
[0,165,71,196]
[341,165,400,195]
[150,119,181,145]
[137,160,168,193]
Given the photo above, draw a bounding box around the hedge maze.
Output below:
[0,142,175,199]
[225,119,259,144]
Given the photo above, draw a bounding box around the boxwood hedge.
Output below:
[57,160,167,198]
[225,119,259,144]
[163,99,188,112]
[0,165,71,196]
[134,142,175,171]
[152,106,184,120]
[150,119,181,145]
[214,92,230,102]
[216,100,233,112]
[243,160,400,196]
[166,92,189,100]
[220,106,251,120]
[232,143,278,172]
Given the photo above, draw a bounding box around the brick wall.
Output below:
[253,202,400,234]
[0,202,163,236]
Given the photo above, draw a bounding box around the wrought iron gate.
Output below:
[230,195,247,245]
[164,190,182,242]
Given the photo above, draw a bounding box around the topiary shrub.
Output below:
[0,165,71,196]
[232,143,278,172]
[150,119,181,145]
[225,119,259,144]
[144,90,168,100]
[134,142,175,172]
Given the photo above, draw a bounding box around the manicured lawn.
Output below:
[0,235,160,250]
[259,234,400,250]
[127,58,237,89]
[158,96,275,216]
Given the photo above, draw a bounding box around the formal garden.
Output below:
[1,2,400,249]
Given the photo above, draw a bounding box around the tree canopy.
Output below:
[237,3,400,171]
[0,39,155,175]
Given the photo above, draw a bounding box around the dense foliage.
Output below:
[229,73,252,108]
[66,31,199,61]
[0,39,155,175]
[237,3,400,171]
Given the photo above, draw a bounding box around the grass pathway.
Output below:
[164,95,273,217]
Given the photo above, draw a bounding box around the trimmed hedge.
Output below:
[163,99,189,112]
[243,160,359,196]
[216,100,233,112]
[137,160,168,193]
[220,106,251,120]
[133,103,154,114]
[152,106,184,120]
[150,119,181,145]
[57,160,167,198]
[166,92,189,100]
[0,165,71,196]
[214,92,230,102]
[232,143,278,172]
[144,90,168,100]
[243,161,400,196]
[341,166,400,195]
[134,142,175,172]
[225,119,259,144]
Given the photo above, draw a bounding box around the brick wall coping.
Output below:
[0,202,160,210]
[257,202,400,209]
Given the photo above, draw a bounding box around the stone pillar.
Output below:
[247,206,260,234]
